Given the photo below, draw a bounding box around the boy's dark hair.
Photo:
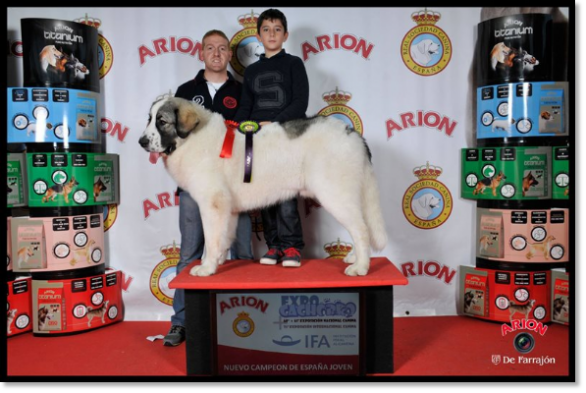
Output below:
[257,9,288,34]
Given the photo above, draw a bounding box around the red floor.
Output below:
[6,316,570,379]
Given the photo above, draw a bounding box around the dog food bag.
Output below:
[551,270,569,325]
[477,13,553,85]
[460,266,489,317]
[21,18,99,93]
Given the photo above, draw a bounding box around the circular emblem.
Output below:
[98,34,114,79]
[533,306,546,320]
[73,304,88,318]
[91,248,102,263]
[149,244,180,305]
[401,9,452,76]
[481,112,494,127]
[33,180,48,195]
[74,232,88,247]
[223,96,237,109]
[516,119,532,133]
[318,88,363,135]
[15,314,30,329]
[230,13,264,77]
[52,170,67,185]
[232,312,255,337]
[54,243,70,259]
[91,292,104,306]
[497,102,509,117]
[33,106,49,120]
[531,227,546,242]
[500,184,516,198]
[238,120,260,133]
[403,163,452,229]
[54,124,70,139]
[495,296,509,310]
[511,235,527,251]
[73,190,88,204]
[550,245,564,260]
[108,305,118,320]
[103,204,118,232]
[514,288,529,302]
[13,114,29,130]
[555,173,569,188]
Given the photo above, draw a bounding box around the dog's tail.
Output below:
[362,164,388,251]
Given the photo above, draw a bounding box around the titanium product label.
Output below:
[461,146,551,201]
[20,18,100,93]
[26,153,120,207]
[477,13,553,85]
[477,82,568,139]
[460,266,489,317]
[551,270,569,325]
[7,87,100,144]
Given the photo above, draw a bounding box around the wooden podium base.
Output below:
[170,257,408,376]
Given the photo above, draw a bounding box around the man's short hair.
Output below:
[202,30,230,46]
[257,9,288,34]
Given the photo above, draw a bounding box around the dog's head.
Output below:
[139,96,209,163]
[66,177,80,188]
[541,111,552,120]
[39,45,64,67]
[78,118,88,127]
[38,307,48,321]
[523,172,539,187]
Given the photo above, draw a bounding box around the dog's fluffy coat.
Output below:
[139,96,387,276]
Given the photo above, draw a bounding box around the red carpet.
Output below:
[6,316,570,378]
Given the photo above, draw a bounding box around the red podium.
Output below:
[170,257,408,376]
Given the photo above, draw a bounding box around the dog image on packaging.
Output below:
[139,96,388,277]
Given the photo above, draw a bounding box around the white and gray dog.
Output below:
[139,96,387,276]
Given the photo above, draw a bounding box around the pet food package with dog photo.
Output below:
[461,266,551,324]
[476,205,569,265]
[11,209,105,275]
[7,153,28,208]
[7,87,101,145]
[459,266,489,317]
[476,81,568,144]
[26,152,120,208]
[477,13,553,86]
[32,268,124,335]
[21,18,99,93]
[461,146,552,201]
[551,269,569,325]
[7,277,33,337]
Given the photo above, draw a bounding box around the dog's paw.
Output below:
[344,264,369,276]
[343,254,357,264]
[189,264,216,277]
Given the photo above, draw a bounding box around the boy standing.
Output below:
[234,8,309,267]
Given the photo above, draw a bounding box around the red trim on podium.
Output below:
[170,257,408,290]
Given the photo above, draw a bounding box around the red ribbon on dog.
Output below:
[220,120,239,158]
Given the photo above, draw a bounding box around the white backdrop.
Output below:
[7,6,520,321]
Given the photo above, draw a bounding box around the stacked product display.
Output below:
[459,13,570,325]
[7,18,124,336]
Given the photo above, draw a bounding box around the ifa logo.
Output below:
[229,11,264,77]
[150,242,181,305]
[75,16,114,78]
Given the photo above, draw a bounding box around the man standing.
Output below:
[164,30,253,347]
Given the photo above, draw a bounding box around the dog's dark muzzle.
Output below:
[138,135,150,149]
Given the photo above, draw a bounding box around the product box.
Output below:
[461,146,551,201]
[460,266,550,323]
[7,87,101,144]
[7,153,28,208]
[32,269,124,335]
[476,207,569,264]
[477,82,568,140]
[551,270,569,325]
[7,277,33,337]
[11,211,104,274]
[26,152,119,207]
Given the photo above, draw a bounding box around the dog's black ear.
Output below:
[175,100,200,139]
